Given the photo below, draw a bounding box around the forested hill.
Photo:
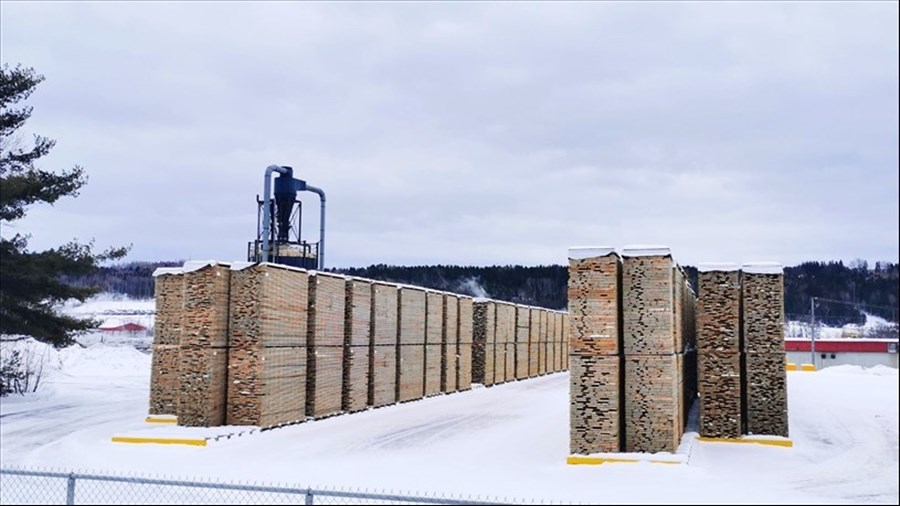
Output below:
[67,260,898,326]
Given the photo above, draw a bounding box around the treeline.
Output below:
[69,260,898,326]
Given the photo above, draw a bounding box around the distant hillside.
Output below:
[67,260,898,326]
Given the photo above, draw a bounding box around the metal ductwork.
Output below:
[256,164,326,270]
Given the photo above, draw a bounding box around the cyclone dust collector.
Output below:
[247,165,326,270]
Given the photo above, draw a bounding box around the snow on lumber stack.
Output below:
[343,278,371,413]
[179,264,231,427]
[696,267,742,438]
[226,264,308,427]
[742,264,788,437]
[398,287,426,402]
[150,272,183,415]
[425,292,444,397]
[457,296,474,391]
[370,282,398,407]
[306,273,345,418]
[568,249,623,454]
[443,295,459,393]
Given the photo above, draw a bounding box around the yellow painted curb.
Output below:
[145,416,178,424]
[697,436,793,448]
[800,363,816,372]
[566,456,682,465]
[111,436,207,447]
[785,363,798,371]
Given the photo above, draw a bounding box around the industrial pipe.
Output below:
[261,164,289,262]
[305,184,326,270]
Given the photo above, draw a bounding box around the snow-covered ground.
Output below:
[785,312,898,340]
[1,339,897,504]
[59,293,155,349]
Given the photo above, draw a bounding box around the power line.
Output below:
[811,296,897,312]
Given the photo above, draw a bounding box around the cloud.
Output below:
[1,1,897,267]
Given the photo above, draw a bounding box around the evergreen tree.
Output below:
[0,64,128,346]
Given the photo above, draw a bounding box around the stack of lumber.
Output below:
[515,306,530,380]
[370,282,399,407]
[344,278,371,413]
[178,263,232,427]
[226,264,308,427]
[622,246,683,453]
[425,291,444,396]
[742,263,789,437]
[528,308,540,378]
[443,295,459,393]
[473,300,497,386]
[696,265,742,438]
[150,271,183,416]
[568,247,624,454]
[398,287,426,401]
[458,296,474,390]
[495,302,516,384]
[306,273,346,418]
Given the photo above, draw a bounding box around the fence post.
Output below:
[304,488,313,505]
[66,473,76,505]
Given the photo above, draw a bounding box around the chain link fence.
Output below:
[0,467,546,505]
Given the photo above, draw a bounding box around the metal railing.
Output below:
[0,467,537,505]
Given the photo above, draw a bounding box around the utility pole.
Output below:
[810,297,816,367]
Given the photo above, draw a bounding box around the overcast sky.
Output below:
[1,1,897,268]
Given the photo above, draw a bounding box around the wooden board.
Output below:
[226,345,306,427]
[458,297,473,390]
[515,305,530,380]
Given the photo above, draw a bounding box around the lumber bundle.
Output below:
[425,292,444,397]
[697,351,742,438]
[742,265,788,437]
[569,355,622,454]
[697,269,741,352]
[473,301,497,386]
[370,282,398,407]
[150,272,183,415]
[622,254,676,355]
[622,248,683,454]
[226,264,308,427]
[344,278,371,413]
[458,296,474,390]
[623,354,682,453]
[495,303,515,384]
[538,310,547,376]
[529,308,540,377]
[515,306,530,380]
[178,264,231,427]
[568,249,624,454]
[696,266,742,438]
[443,295,459,393]
[398,287,426,401]
[306,273,345,418]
